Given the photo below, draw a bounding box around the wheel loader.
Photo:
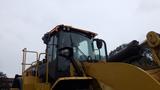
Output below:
[11,25,160,90]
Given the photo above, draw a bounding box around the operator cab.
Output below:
[40,25,108,81]
[43,25,108,62]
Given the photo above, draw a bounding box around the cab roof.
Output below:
[42,25,97,44]
[48,25,97,36]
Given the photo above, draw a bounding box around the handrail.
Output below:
[38,53,48,83]
[22,48,39,73]
[22,48,39,90]
[22,48,49,88]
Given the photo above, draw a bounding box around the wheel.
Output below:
[12,75,22,90]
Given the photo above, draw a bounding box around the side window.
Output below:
[47,36,57,62]
[53,36,57,60]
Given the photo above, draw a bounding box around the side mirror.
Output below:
[93,39,103,49]
[58,47,73,58]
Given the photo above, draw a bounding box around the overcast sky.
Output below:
[0,0,160,77]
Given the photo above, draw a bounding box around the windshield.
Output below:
[59,31,95,61]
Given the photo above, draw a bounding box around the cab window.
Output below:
[47,36,57,62]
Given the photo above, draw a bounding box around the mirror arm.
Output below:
[100,39,108,61]
[93,39,108,61]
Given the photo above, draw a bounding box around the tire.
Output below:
[12,75,22,90]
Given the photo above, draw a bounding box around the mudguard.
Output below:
[83,62,160,90]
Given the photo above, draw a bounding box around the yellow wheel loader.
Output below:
[11,25,160,90]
